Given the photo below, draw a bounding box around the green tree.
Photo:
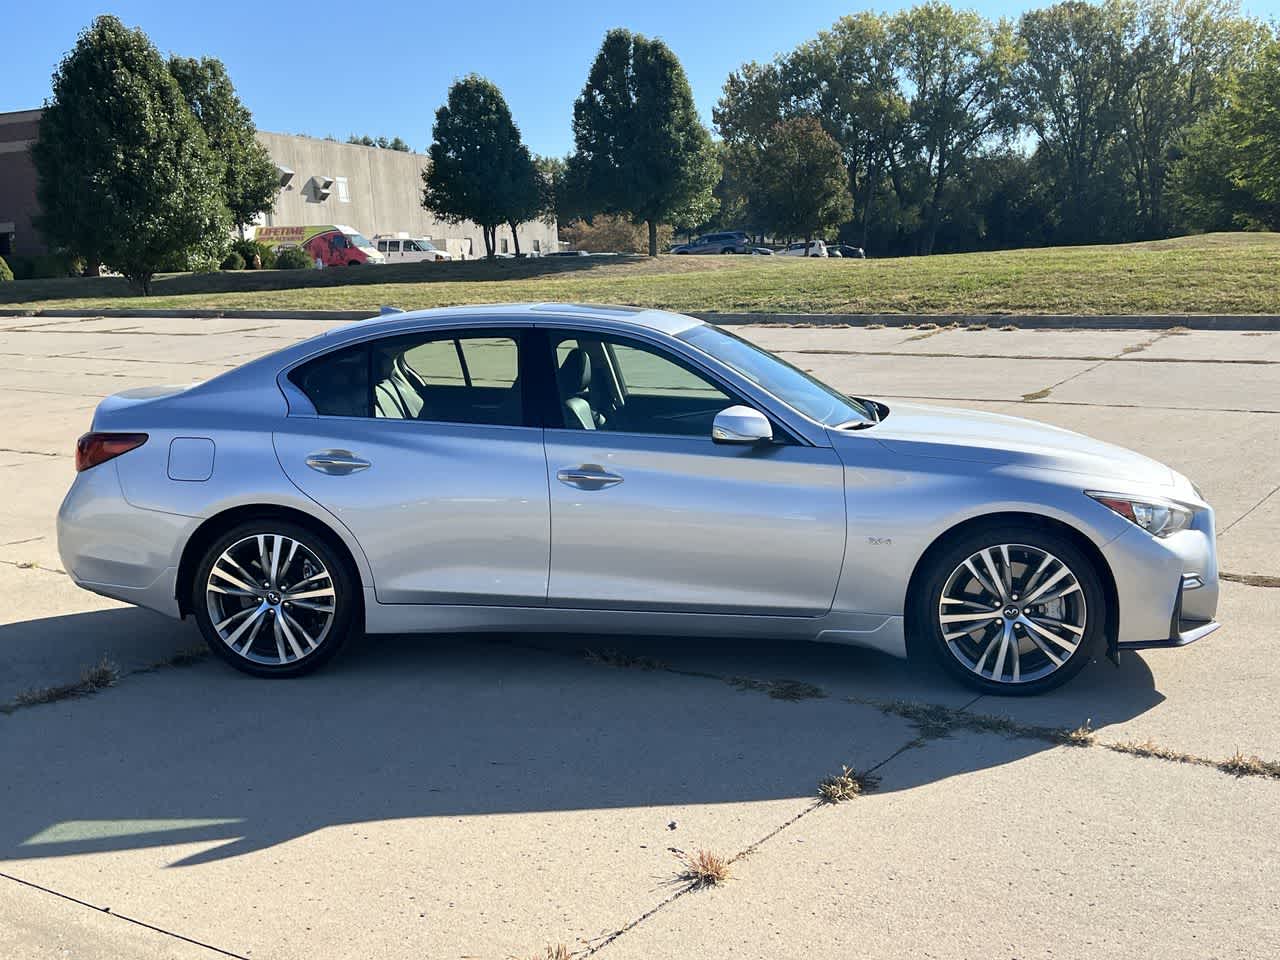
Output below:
[569,29,718,256]
[893,2,1018,254]
[1014,1,1134,241]
[749,118,853,243]
[422,75,541,258]
[1170,36,1280,230]
[32,16,227,292]
[169,55,278,237]
[387,136,411,152]
[1122,0,1259,236]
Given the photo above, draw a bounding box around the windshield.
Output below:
[347,232,375,250]
[417,239,437,251]
[677,324,876,427]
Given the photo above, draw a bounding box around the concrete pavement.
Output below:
[0,315,1277,958]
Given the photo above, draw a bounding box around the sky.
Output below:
[7,1,1279,157]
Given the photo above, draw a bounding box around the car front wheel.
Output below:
[914,524,1104,694]
[193,520,357,677]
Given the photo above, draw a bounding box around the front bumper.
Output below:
[1116,573,1220,651]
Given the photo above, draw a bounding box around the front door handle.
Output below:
[556,464,623,490]
[306,450,371,475]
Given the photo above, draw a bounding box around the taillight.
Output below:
[75,432,148,472]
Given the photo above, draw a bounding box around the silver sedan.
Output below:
[58,304,1219,694]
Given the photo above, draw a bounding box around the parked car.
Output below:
[778,240,828,257]
[254,225,384,267]
[374,235,451,263]
[671,231,752,254]
[59,303,1219,694]
[829,244,866,259]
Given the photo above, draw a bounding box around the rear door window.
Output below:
[288,330,524,426]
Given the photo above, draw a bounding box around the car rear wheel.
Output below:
[193,520,357,677]
[914,524,1104,695]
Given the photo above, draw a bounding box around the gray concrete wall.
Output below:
[254,131,558,259]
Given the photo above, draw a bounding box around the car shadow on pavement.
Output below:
[0,608,1163,869]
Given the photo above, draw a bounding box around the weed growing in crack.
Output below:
[10,656,119,710]
[674,848,730,889]
[582,648,669,671]
[818,765,879,803]
[526,944,574,960]
[1219,752,1280,778]
[729,677,827,701]
[1057,721,1096,747]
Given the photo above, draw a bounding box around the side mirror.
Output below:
[712,405,773,444]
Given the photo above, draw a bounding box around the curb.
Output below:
[2,306,1279,330]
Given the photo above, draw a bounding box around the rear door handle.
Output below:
[556,465,623,490]
[306,450,371,475]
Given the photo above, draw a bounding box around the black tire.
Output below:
[192,519,358,678]
[348,260,361,267]
[911,522,1105,695]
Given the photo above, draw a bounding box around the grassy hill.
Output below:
[4,232,1278,315]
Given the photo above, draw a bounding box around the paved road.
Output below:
[1,315,1277,959]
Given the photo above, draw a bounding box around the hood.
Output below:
[867,401,1174,487]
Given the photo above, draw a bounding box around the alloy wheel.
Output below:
[937,543,1087,685]
[205,534,337,666]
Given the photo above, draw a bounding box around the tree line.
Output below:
[24,7,1280,291]
[711,0,1275,255]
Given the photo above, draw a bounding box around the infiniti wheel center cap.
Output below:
[1003,605,1021,619]
[266,591,281,605]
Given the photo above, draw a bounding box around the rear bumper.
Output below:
[57,462,190,619]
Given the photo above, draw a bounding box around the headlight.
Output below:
[1086,491,1194,538]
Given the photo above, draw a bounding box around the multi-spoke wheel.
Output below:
[915,525,1104,694]
[193,521,356,677]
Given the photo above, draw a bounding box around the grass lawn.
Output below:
[4,232,1279,315]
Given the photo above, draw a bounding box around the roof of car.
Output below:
[309,304,706,350]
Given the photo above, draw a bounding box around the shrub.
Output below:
[220,250,245,270]
[0,256,12,282]
[275,245,313,269]
[252,241,275,269]
[231,237,274,269]
[28,253,80,278]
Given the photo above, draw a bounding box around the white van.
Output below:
[373,234,452,263]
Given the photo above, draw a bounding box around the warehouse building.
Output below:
[0,110,558,260]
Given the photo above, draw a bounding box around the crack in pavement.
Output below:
[0,871,249,959]
[1013,331,1176,404]
[1220,484,1280,535]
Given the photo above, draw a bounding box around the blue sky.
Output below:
[8,1,1279,157]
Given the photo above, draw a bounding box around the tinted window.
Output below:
[374,333,521,425]
[289,332,523,426]
[549,332,733,437]
[289,345,369,418]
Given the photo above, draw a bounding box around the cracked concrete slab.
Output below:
[890,326,1153,358]
[1050,359,1280,411]
[0,566,195,703]
[0,641,915,959]
[599,734,1280,960]
[965,580,1280,760]
[1137,329,1280,362]
[0,877,227,960]
[2,316,1278,959]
